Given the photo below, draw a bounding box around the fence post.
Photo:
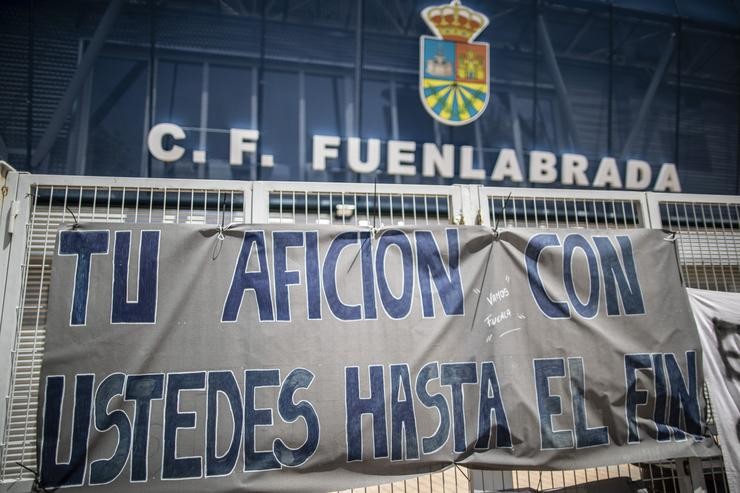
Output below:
[251,181,270,223]
[0,172,32,460]
[473,185,491,227]
[687,458,708,493]
[470,468,514,492]
[452,184,481,226]
[645,192,663,229]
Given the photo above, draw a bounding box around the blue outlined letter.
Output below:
[563,235,600,319]
[345,365,388,461]
[475,361,512,449]
[390,364,419,460]
[534,359,574,449]
[323,232,362,321]
[416,229,463,317]
[40,375,94,488]
[90,373,131,485]
[416,362,450,454]
[441,362,477,453]
[568,358,608,448]
[274,368,320,467]
[273,232,304,321]
[111,230,159,324]
[625,354,652,443]
[665,351,702,440]
[163,372,206,479]
[222,231,274,322]
[58,230,109,326]
[526,234,569,319]
[244,369,281,471]
[206,371,243,477]
[594,236,645,316]
[376,230,414,319]
[125,374,164,482]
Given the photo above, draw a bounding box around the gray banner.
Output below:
[37,224,717,491]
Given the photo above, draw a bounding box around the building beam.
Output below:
[491,6,522,22]
[31,0,125,167]
[0,134,7,162]
[89,60,147,126]
[684,38,712,74]
[537,14,581,149]
[374,0,405,34]
[565,16,593,55]
[620,33,675,157]
[402,0,417,34]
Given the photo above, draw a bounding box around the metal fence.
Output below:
[0,167,736,493]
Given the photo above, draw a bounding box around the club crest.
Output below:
[419,0,490,126]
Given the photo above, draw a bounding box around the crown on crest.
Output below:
[422,0,489,43]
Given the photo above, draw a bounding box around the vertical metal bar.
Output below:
[26,0,35,168]
[353,0,364,138]
[121,187,126,223]
[726,203,738,291]
[199,62,210,179]
[147,0,156,177]
[709,205,728,291]
[699,203,719,289]
[298,71,307,181]
[532,0,538,149]
[674,19,681,168]
[607,3,613,155]
[255,0,267,180]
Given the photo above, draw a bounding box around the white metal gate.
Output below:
[0,165,735,493]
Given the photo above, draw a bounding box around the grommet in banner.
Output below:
[663,231,677,242]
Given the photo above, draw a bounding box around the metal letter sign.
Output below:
[420,0,490,126]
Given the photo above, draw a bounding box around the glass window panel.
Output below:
[361,78,393,140]
[151,60,203,178]
[677,29,739,194]
[86,56,147,177]
[675,0,740,27]
[155,60,202,126]
[261,70,299,180]
[396,81,435,142]
[306,73,348,181]
[206,64,253,180]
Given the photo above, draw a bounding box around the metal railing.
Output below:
[0,166,736,493]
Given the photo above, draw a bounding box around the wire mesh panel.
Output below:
[479,188,697,493]
[646,194,740,493]
[700,457,731,493]
[484,189,648,229]
[331,465,471,493]
[254,182,457,226]
[256,182,465,492]
[267,191,452,226]
[655,199,740,292]
[0,180,247,482]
